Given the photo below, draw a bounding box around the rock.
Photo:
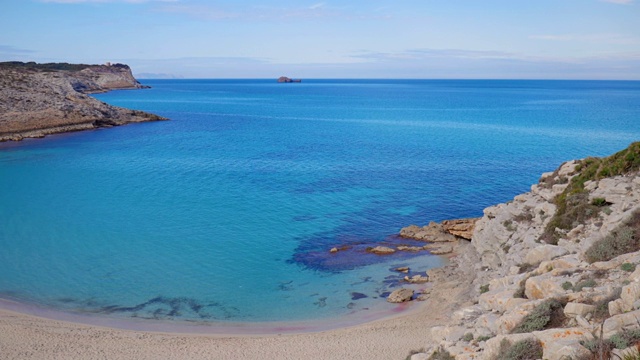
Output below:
[603,309,640,338]
[404,275,429,284]
[0,62,165,142]
[478,289,529,313]
[424,244,453,255]
[387,288,414,303]
[394,267,410,273]
[399,221,457,242]
[524,245,569,265]
[533,327,593,360]
[609,299,626,316]
[524,274,567,300]
[563,302,596,318]
[409,353,429,360]
[277,76,301,83]
[367,246,395,255]
[441,218,479,240]
[621,282,640,312]
[612,346,640,359]
[430,325,467,342]
[329,247,338,253]
[451,305,484,322]
[397,245,424,252]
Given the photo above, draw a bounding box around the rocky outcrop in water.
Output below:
[0,62,166,142]
[277,76,301,83]
[409,142,640,359]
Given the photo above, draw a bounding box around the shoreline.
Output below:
[0,242,475,359]
[0,294,421,336]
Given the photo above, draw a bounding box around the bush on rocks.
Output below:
[494,338,543,360]
[511,299,564,334]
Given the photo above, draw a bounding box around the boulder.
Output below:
[621,281,640,312]
[534,328,593,360]
[563,303,596,318]
[425,244,453,255]
[524,245,569,265]
[441,218,479,240]
[478,289,529,313]
[404,275,429,284]
[387,288,414,303]
[525,274,566,300]
[603,309,640,338]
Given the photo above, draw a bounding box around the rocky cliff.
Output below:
[0,62,166,142]
[405,142,640,359]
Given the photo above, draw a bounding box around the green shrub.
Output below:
[562,281,573,290]
[462,333,474,342]
[592,197,609,207]
[609,329,640,349]
[480,284,490,294]
[476,335,492,342]
[585,224,638,263]
[590,287,622,321]
[511,299,564,333]
[503,220,516,232]
[573,279,597,292]
[494,338,543,360]
[621,263,637,272]
[539,142,640,243]
[581,337,614,358]
[428,347,455,360]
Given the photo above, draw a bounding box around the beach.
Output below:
[0,287,470,359]
[0,258,473,360]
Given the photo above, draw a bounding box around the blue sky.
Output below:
[1,0,639,79]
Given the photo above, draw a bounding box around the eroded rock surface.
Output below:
[0,62,166,141]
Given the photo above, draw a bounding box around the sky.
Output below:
[1,0,639,79]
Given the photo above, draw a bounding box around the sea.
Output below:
[0,79,639,330]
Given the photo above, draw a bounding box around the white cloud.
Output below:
[309,3,325,10]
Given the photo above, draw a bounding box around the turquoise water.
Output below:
[0,79,639,325]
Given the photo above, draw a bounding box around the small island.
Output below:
[277,76,302,83]
[0,61,166,142]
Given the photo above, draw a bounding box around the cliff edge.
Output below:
[0,62,166,142]
[404,142,640,360]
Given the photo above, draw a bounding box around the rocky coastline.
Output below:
[398,142,640,359]
[0,62,166,142]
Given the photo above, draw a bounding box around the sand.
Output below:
[0,244,475,360]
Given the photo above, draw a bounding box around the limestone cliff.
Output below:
[0,62,166,142]
[407,142,640,360]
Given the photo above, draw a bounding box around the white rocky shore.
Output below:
[403,144,640,360]
[0,62,166,142]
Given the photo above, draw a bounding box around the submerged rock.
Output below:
[368,246,396,255]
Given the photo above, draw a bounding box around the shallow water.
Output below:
[0,79,639,324]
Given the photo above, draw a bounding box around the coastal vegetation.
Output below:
[540,142,640,244]
[585,210,640,263]
[0,61,130,72]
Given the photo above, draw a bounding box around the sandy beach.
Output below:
[0,248,474,360]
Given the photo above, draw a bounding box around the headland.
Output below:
[0,62,166,142]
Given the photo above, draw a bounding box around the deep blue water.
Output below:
[0,79,639,323]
